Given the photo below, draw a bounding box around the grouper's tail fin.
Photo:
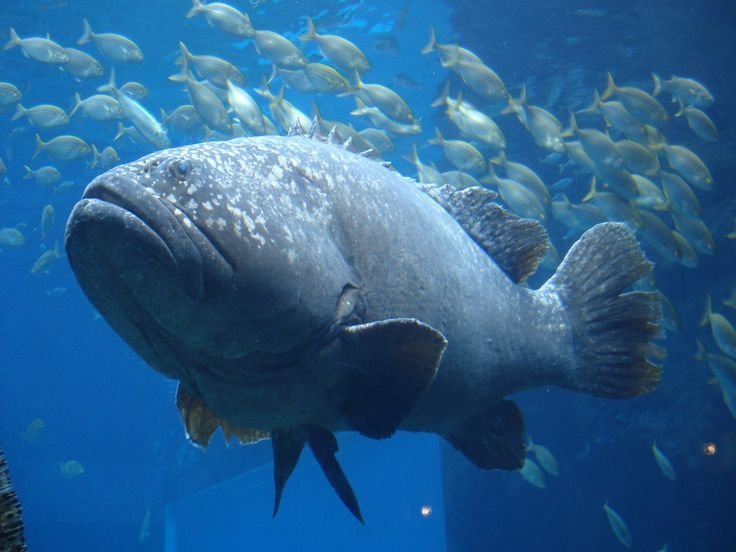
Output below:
[0,447,27,551]
[544,222,664,398]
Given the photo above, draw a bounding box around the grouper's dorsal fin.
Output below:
[176,384,270,447]
[328,318,447,439]
[425,184,550,283]
[272,426,363,524]
[443,399,526,470]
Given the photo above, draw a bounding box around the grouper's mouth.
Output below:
[65,175,234,302]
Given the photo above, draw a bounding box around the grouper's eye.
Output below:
[169,159,191,181]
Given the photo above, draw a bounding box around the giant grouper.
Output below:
[64,128,663,522]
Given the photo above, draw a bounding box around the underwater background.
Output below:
[1,0,735,550]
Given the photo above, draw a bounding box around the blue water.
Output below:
[1,0,734,550]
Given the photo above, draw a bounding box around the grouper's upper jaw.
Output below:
[65,173,235,377]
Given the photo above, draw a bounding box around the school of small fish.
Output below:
[0,0,730,546]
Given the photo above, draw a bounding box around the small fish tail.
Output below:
[694,339,706,362]
[700,294,712,326]
[651,73,662,96]
[429,127,444,145]
[577,90,602,115]
[186,0,203,18]
[299,17,317,42]
[114,122,126,141]
[22,165,33,179]
[69,92,82,117]
[10,103,25,121]
[32,134,44,159]
[420,26,438,55]
[77,18,93,45]
[544,222,664,398]
[601,71,617,100]
[97,67,116,93]
[3,27,19,50]
[430,80,451,108]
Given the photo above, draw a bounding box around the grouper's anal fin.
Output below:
[329,318,447,439]
[443,400,525,470]
[271,426,363,524]
[425,184,549,283]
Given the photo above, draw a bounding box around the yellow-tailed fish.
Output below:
[439,170,483,190]
[0,82,22,107]
[616,139,660,176]
[358,128,394,153]
[403,144,442,184]
[421,26,482,68]
[177,41,246,88]
[31,242,61,274]
[676,104,718,143]
[429,128,486,175]
[578,90,647,142]
[253,29,306,69]
[660,171,701,217]
[652,73,713,108]
[348,71,416,124]
[695,340,736,418]
[61,47,104,79]
[23,165,61,186]
[225,80,268,135]
[583,178,641,227]
[303,63,350,94]
[651,441,676,481]
[40,204,54,241]
[160,105,204,135]
[3,28,70,64]
[169,60,232,135]
[120,81,149,101]
[300,17,370,74]
[443,53,508,103]
[484,165,546,223]
[77,18,143,63]
[601,72,668,128]
[185,0,255,38]
[637,210,681,262]
[59,460,85,479]
[69,93,123,121]
[701,295,736,359]
[11,103,68,128]
[671,211,713,255]
[663,144,713,190]
[632,175,667,211]
[434,84,505,151]
[603,500,632,549]
[33,134,90,162]
[0,227,25,248]
[350,98,421,135]
[498,154,551,208]
[671,231,698,269]
[506,85,564,152]
[256,83,310,133]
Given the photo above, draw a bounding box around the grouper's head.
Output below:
[65,137,352,381]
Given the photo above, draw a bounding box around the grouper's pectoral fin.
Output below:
[442,400,526,470]
[328,318,447,439]
[272,426,363,524]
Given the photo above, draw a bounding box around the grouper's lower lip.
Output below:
[66,176,233,300]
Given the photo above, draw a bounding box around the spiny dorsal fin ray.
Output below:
[424,184,549,283]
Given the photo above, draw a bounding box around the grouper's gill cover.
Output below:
[64,132,663,523]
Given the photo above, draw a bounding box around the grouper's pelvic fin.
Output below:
[0,447,27,552]
[544,222,664,397]
[272,426,364,524]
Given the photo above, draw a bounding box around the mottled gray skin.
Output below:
[65,135,574,436]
